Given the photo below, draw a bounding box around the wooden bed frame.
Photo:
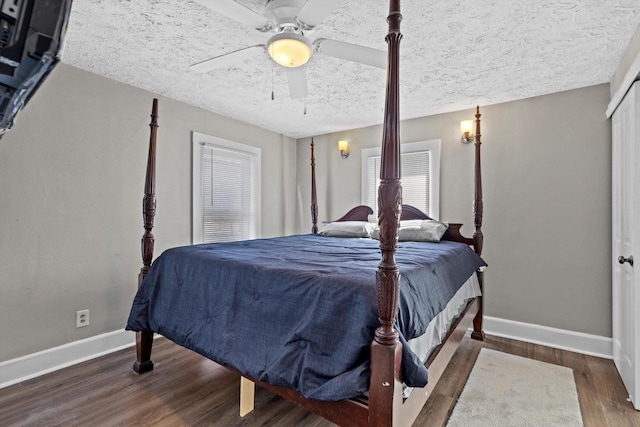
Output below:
[132,2,485,426]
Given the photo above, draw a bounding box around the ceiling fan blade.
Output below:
[190,45,265,73]
[286,67,308,100]
[192,0,272,31]
[296,0,343,29]
[315,39,386,69]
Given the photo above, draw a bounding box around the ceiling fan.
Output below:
[190,0,387,100]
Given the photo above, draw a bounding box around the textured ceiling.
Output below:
[62,0,640,139]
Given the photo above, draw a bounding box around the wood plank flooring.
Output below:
[1,334,638,426]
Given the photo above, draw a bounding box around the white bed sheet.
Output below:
[407,272,482,363]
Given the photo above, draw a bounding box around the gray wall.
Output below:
[0,63,612,362]
[296,84,612,337]
[0,64,296,362]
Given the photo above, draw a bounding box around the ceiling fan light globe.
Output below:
[267,34,312,68]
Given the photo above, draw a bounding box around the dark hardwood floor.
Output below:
[1,334,638,426]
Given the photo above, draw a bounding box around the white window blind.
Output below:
[362,140,440,219]
[192,132,261,244]
[366,151,430,215]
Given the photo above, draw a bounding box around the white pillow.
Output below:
[400,219,425,227]
[319,221,377,238]
[371,220,448,242]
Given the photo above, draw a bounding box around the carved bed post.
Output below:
[311,138,318,234]
[369,1,403,425]
[470,105,485,341]
[133,98,159,374]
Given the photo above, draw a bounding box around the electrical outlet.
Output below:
[76,309,90,328]
[2,0,22,20]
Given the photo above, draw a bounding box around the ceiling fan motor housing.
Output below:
[264,0,307,30]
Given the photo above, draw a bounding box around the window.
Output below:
[192,132,261,244]
[361,140,440,219]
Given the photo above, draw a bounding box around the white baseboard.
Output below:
[0,329,136,390]
[483,316,613,359]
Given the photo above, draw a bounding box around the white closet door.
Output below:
[612,81,640,409]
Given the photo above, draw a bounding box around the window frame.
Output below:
[192,131,261,244]
[361,139,441,220]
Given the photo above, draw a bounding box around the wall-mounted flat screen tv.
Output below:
[0,0,72,137]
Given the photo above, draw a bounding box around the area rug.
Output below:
[447,348,583,426]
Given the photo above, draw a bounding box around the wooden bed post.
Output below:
[311,138,318,234]
[133,98,159,374]
[369,1,403,425]
[470,105,485,342]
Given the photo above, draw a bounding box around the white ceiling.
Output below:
[62,0,640,139]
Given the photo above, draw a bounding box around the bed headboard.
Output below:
[333,204,473,246]
[333,205,373,221]
[334,204,432,222]
[313,103,484,253]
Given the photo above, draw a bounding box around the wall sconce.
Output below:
[338,140,349,158]
[460,120,474,143]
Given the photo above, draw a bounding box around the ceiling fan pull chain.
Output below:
[304,97,307,115]
[271,65,275,100]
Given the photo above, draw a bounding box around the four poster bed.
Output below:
[126,2,486,426]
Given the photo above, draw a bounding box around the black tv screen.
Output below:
[0,0,72,137]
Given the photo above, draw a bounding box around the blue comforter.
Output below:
[126,235,486,401]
